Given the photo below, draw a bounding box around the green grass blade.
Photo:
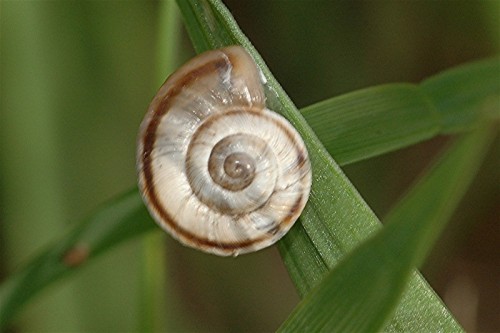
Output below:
[0,190,154,327]
[302,84,440,166]
[176,0,462,330]
[278,126,495,332]
[302,58,499,166]
[422,58,500,133]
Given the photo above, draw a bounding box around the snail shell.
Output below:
[137,46,311,256]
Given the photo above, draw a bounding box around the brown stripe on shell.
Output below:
[259,115,309,228]
[282,193,305,226]
[140,58,230,245]
[264,193,305,237]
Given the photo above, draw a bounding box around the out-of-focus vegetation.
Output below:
[1,1,498,332]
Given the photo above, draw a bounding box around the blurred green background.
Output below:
[1,1,498,332]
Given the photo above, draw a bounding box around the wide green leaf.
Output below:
[302,84,440,165]
[278,126,494,332]
[302,59,499,165]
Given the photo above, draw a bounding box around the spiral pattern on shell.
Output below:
[137,46,312,256]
